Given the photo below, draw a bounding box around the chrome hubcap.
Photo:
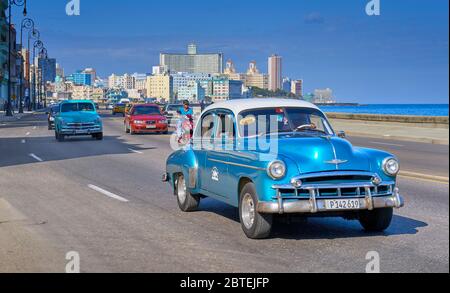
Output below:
[177,175,187,204]
[241,193,255,229]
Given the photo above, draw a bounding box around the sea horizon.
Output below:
[319,103,449,117]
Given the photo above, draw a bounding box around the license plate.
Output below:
[325,199,361,210]
[146,125,156,129]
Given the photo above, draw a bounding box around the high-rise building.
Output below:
[224,59,245,82]
[244,61,268,89]
[160,44,223,74]
[152,65,168,75]
[314,88,335,104]
[83,68,97,84]
[107,73,135,89]
[211,77,243,102]
[37,58,57,83]
[146,74,173,102]
[171,72,212,99]
[67,70,92,86]
[291,80,303,97]
[56,63,64,78]
[177,81,206,102]
[282,77,291,93]
[268,54,282,91]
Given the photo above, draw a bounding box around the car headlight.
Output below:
[49,117,55,121]
[383,157,400,176]
[267,160,286,180]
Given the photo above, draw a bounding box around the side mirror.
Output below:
[337,131,346,139]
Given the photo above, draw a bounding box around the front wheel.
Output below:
[93,133,103,140]
[358,208,393,232]
[176,174,200,212]
[239,182,273,239]
[55,131,64,142]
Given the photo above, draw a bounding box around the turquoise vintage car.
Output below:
[164,99,405,239]
[54,100,103,142]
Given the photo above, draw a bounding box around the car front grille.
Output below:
[273,171,395,200]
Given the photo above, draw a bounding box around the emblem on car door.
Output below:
[211,167,219,182]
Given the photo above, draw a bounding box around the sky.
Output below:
[13,0,449,104]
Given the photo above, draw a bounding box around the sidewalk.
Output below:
[0,111,34,123]
[330,118,449,145]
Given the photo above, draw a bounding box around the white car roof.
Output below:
[203,98,321,116]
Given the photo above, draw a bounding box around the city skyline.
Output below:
[15,0,449,104]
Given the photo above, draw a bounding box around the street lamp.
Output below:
[6,0,27,116]
[39,47,47,108]
[32,39,43,110]
[27,27,39,111]
[18,17,34,113]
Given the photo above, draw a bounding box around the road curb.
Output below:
[346,131,449,145]
[399,171,449,183]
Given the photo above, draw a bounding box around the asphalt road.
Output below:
[0,113,448,273]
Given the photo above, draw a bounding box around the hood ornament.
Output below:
[324,159,348,165]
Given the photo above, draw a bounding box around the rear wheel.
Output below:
[239,182,273,239]
[358,208,393,232]
[176,174,200,212]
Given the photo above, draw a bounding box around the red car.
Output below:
[124,104,169,134]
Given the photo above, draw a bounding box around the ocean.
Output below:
[320,104,449,117]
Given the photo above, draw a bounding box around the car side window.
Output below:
[201,113,215,140]
[216,113,235,141]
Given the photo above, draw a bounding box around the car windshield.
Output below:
[61,103,95,113]
[132,106,161,115]
[238,107,334,137]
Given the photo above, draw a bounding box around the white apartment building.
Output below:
[108,73,136,89]
[171,72,213,98]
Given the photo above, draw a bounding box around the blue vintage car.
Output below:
[54,100,103,142]
[164,99,404,239]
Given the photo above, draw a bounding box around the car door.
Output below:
[204,110,236,199]
[194,111,216,194]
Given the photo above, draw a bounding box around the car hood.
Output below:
[271,136,371,174]
[131,114,165,120]
[59,112,100,123]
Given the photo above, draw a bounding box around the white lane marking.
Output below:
[128,148,143,154]
[33,126,37,130]
[88,184,129,203]
[29,153,44,162]
[369,141,404,147]
[25,132,30,136]
[21,139,26,144]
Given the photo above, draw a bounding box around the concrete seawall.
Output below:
[326,113,449,128]
[326,113,449,145]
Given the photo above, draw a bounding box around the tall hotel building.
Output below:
[268,54,282,91]
[160,44,223,74]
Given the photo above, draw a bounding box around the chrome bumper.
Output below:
[257,187,405,215]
